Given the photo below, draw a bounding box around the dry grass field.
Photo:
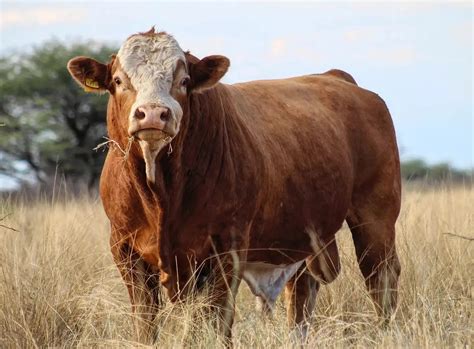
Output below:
[0,183,472,348]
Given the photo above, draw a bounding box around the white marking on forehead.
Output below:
[117,32,186,128]
[117,32,185,91]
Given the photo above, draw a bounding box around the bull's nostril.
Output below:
[160,109,171,122]
[135,108,146,120]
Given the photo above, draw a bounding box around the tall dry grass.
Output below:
[0,184,472,348]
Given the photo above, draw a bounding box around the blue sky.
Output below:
[1,1,473,173]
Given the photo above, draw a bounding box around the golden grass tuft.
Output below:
[0,184,472,348]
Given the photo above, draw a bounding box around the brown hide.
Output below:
[100,69,400,298]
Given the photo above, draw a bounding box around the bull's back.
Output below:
[231,72,398,190]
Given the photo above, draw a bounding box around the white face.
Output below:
[117,32,187,137]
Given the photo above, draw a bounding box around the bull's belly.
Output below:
[246,236,313,265]
[246,218,345,265]
[246,189,350,265]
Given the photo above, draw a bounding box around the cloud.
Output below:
[266,37,324,64]
[348,1,458,16]
[269,38,287,58]
[295,47,324,64]
[1,6,86,29]
[343,27,377,43]
[363,47,418,66]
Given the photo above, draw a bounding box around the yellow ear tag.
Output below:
[85,78,100,89]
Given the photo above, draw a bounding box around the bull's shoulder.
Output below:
[319,69,358,85]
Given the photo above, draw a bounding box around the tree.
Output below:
[400,159,429,180]
[0,40,116,190]
[401,158,472,183]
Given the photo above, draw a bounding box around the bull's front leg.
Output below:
[110,229,163,343]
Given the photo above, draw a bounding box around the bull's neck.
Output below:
[150,84,245,224]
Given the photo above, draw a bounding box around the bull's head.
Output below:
[67,28,229,182]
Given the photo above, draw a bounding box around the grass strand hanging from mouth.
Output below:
[93,136,135,161]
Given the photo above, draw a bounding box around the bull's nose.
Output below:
[160,108,171,122]
[132,104,170,132]
[134,107,146,120]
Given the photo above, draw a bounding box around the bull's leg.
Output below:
[305,233,341,284]
[201,248,242,348]
[178,223,251,347]
[110,233,162,343]
[217,259,241,345]
[179,254,241,348]
[346,190,401,322]
[284,268,319,343]
[284,234,341,342]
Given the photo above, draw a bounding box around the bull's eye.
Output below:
[114,77,122,85]
[180,77,190,88]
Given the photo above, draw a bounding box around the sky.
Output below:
[0,1,472,188]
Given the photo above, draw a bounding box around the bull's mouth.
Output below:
[134,128,172,142]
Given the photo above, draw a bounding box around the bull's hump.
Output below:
[321,69,358,85]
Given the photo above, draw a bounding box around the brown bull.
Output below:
[68,28,401,344]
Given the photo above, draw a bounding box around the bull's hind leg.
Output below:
[284,268,319,342]
[284,235,341,341]
[346,183,401,322]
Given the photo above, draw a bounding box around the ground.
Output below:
[0,183,472,348]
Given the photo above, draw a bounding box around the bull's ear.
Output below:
[188,55,230,92]
[67,56,110,93]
